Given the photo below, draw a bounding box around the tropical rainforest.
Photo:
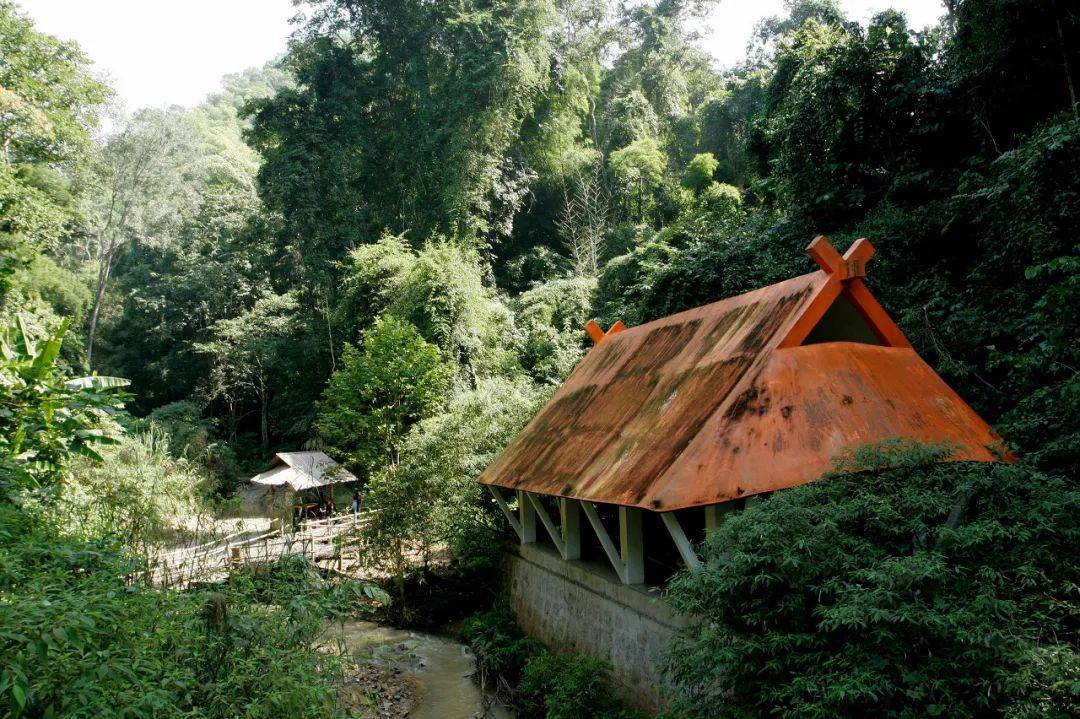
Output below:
[1,0,1077,717]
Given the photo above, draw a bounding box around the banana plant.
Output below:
[0,315,130,495]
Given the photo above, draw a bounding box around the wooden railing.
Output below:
[146,510,375,588]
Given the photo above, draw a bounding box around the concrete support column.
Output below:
[518,490,537,543]
[619,506,644,584]
[704,502,738,534]
[560,498,581,560]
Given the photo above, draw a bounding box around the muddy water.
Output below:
[328,620,513,719]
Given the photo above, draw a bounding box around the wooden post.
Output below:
[619,507,644,585]
[560,498,581,560]
[518,490,537,544]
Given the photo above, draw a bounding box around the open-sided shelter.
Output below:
[479,237,1011,584]
[247,451,357,513]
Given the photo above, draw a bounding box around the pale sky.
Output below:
[18,0,947,113]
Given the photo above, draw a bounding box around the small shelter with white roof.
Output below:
[247,451,357,516]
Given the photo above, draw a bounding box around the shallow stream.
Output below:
[326,620,513,719]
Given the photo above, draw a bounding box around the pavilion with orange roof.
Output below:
[479,236,1011,585]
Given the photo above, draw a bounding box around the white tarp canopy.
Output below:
[249,451,357,492]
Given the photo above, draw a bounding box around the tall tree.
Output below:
[0,1,108,297]
[246,0,559,280]
[79,111,195,366]
[196,292,301,452]
[93,63,291,407]
[316,315,452,477]
[0,2,107,165]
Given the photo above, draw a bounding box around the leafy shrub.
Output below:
[592,238,678,327]
[462,605,643,719]
[519,650,641,719]
[682,153,719,194]
[501,245,567,294]
[141,400,242,493]
[664,442,1079,718]
[317,315,453,478]
[361,377,548,615]
[335,234,518,377]
[462,605,543,680]
[0,505,343,719]
[696,182,742,215]
[513,275,595,383]
[0,317,127,497]
[226,552,381,622]
[47,429,207,554]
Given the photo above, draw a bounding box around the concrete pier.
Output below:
[503,543,692,712]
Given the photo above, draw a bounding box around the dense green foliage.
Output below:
[0,298,347,719]
[0,318,127,495]
[0,508,349,718]
[0,307,353,719]
[462,606,643,719]
[664,442,1079,718]
[46,430,207,553]
[317,316,452,478]
[0,0,108,294]
[2,0,1078,715]
[247,0,556,266]
[360,376,549,602]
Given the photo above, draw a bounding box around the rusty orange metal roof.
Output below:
[479,237,1011,510]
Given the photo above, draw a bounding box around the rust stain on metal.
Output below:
[479,237,1014,510]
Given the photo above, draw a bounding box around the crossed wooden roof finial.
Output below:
[807,236,875,280]
[585,319,627,345]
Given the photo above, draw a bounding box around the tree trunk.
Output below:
[85,251,114,367]
[321,290,336,373]
[1051,0,1078,120]
[228,400,237,443]
[260,387,269,454]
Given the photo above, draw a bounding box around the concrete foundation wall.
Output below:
[504,544,692,713]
